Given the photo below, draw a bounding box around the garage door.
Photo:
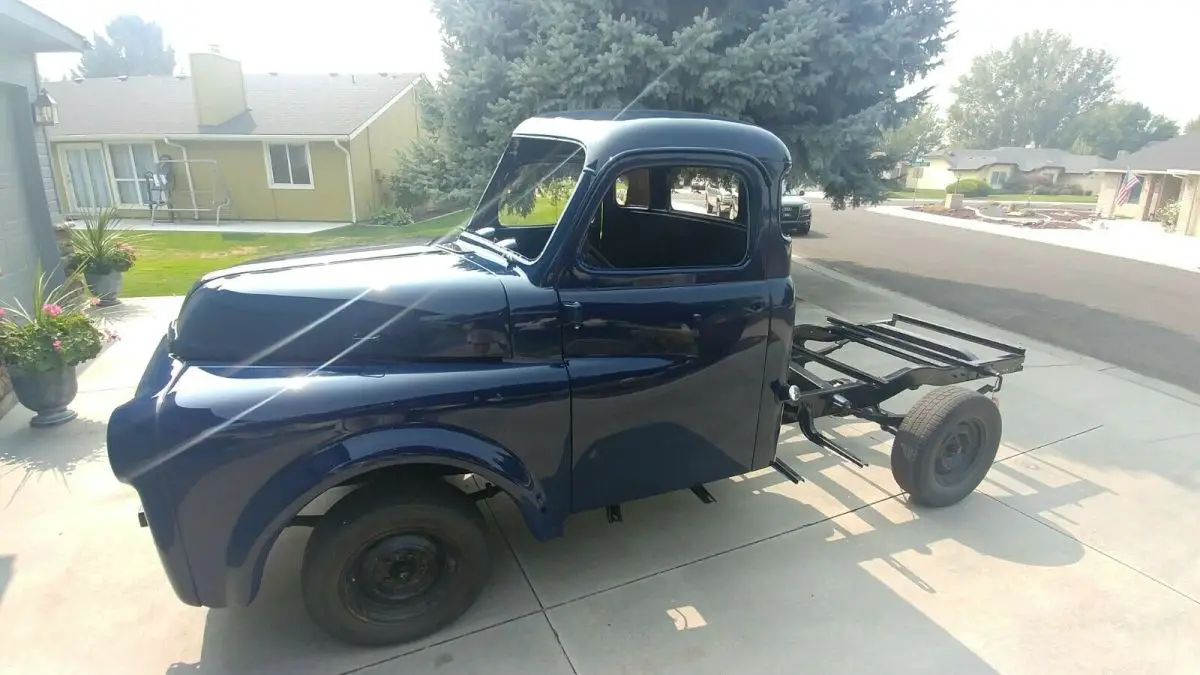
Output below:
[0,86,41,310]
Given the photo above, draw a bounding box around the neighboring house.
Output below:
[0,0,87,306]
[905,147,1104,194]
[42,52,425,223]
[1093,134,1200,237]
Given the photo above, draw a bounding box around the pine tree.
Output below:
[409,0,954,208]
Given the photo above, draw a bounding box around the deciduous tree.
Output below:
[946,30,1116,149]
[881,103,945,163]
[74,15,175,78]
[1067,102,1178,159]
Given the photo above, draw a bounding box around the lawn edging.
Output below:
[887,191,1098,204]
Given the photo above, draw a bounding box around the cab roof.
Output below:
[512,110,792,170]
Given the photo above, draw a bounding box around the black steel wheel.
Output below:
[301,479,491,646]
[890,387,1001,507]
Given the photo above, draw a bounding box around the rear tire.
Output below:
[301,479,492,647]
[890,387,1001,507]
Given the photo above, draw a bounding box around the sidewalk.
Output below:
[1,267,1199,674]
[871,204,1200,273]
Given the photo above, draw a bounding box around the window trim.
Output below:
[107,141,160,208]
[263,141,315,190]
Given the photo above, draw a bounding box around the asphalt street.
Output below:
[792,202,1200,395]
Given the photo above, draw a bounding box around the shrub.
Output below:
[1156,200,1181,233]
[947,178,991,197]
[67,207,138,275]
[373,206,415,227]
[1002,173,1030,193]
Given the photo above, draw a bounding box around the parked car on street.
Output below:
[107,110,1026,650]
[781,190,812,235]
[705,184,735,216]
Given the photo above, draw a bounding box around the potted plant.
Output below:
[68,207,138,306]
[0,269,113,427]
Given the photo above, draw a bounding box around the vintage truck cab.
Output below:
[107,110,1025,648]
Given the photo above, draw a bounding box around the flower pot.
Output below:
[7,366,79,427]
[85,271,123,306]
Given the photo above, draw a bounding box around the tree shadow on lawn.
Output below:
[170,418,1102,675]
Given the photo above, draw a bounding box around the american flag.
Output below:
[1115,170,1142,206]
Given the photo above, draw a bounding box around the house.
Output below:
[0,0,87,305]
[0,0,87,416]
[41,52,425,223]
[905,147,1104,194]
[1093,134,1200,237]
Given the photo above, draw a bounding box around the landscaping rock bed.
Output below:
[906,204,1090,230]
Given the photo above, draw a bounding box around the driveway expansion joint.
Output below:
[983,493,1200,608]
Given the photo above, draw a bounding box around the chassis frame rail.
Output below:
[780,313,1026,471]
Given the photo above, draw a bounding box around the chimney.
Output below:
[188,52,248,126]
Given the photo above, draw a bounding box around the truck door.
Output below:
[559,159,773,513]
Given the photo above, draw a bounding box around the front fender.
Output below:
[226,425,549,607]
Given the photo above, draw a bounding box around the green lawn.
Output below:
[122,210,468,297]
[500,198,568,226]
[888,189,1097,203]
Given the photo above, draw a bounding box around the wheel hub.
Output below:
[355,534,444,603]
[934,419,984,486]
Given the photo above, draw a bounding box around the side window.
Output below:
[580,164,751,271]
[669,167,743,222]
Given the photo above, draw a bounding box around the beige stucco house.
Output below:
[1093,134,1200,237]
[42,52,425,223]
[905,147,1103,194]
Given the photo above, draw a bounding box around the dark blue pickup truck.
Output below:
[107,110,1026,647]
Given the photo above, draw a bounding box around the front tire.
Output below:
[301,479,492,647]
[890,387,1001,507]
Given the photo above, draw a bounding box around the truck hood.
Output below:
[171,244,512,365]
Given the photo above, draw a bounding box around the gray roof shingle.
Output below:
[43,72,422,137]
[929,147,1103,175]
[1093,134,1200,173]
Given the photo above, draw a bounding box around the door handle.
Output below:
[562,300,583,327]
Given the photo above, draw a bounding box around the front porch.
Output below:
[1097,172,1200,236]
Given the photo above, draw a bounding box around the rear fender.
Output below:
[227,426,549,606]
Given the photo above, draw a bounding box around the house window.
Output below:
[910,167,924,179]
[989,170,1006,188]
[108,143,158,206]
[265,142,313,188]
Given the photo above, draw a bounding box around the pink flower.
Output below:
[52,339,63,351]
[0,307,5,319]
[90,296,101,306]
[43,303,63,317]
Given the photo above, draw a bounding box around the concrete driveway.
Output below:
[1,262,1198,674]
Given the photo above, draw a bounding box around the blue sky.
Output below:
[27,0,1199,125]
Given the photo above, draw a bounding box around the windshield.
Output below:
[444,136,586,261]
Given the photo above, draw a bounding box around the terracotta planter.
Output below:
[85,271,124,306]
[7,366,79,427]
